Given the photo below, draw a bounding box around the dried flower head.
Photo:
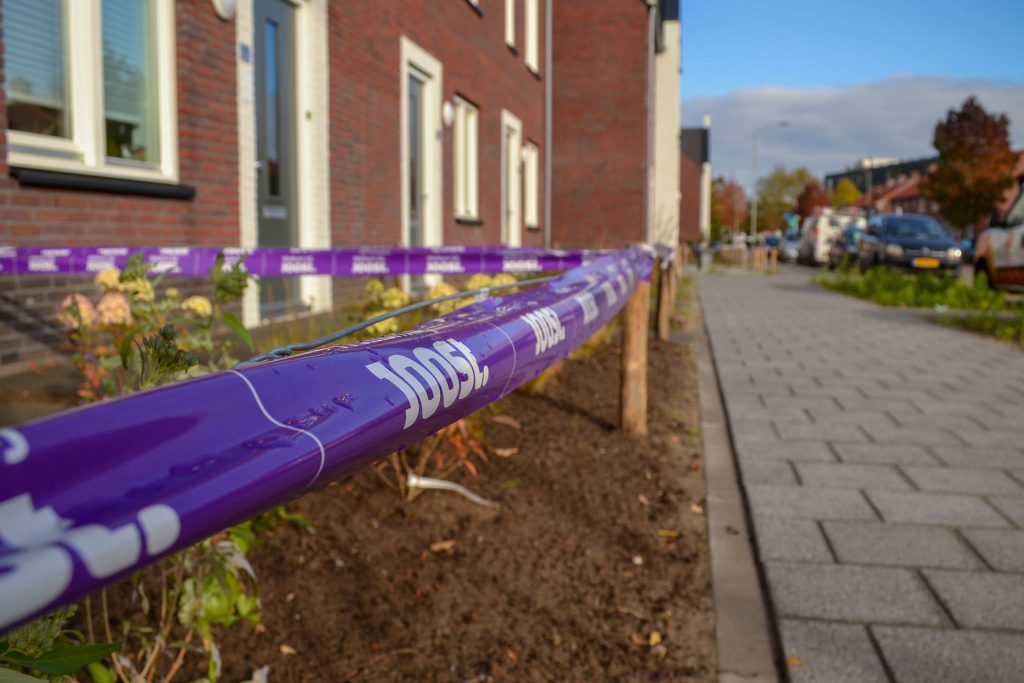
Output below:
[94,268,123,292]
[57,294,97,329]
[125,278,155,303]
[97,292,133,325]
[182,295,213,317]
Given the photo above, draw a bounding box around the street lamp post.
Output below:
[750,120,789,241]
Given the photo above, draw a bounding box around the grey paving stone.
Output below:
[989,496,1024,527]
[832,442,938,465]
[862,424,964,446]
[764,562,946,625]
[734,439,836,463]
[823,521,981,569]
[752,517,833,563]
[729,420,779,442]
[776,422,871,443]
[740,459,799,485]
[796,462,911,490]
[931,445,1024,469]
[780,620,887,683]
[746,484,877,521]
[873,626,1024,683]
[901,466,1024,496]
[962,528,1024,572]
[923,570,1024,629]
[956,430,1024,448]
[805,409,896,427]
[867,490,1009,528]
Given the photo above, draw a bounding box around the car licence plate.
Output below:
[913,257,940,269]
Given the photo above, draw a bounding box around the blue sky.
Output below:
[679,0,1024,190]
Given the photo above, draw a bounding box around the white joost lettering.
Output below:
[367,361,421,428]
[137,504,180,555]
[390,355,442,421]
[448,338,489,389]
[433,340,474,400]
[600,280,618,307]
[521,311,543,354]
[616,274,629,296]
[63,523,142,579]
[0,495,68,547]
[0,428,29,465]
[575,292,599,325]
[0,546,74,630]
[413,347,460,408]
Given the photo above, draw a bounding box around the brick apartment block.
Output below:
[0,0,681,371]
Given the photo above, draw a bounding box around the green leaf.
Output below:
[0,666,49,682]
[86,662,115,683]
[221,312,255,353]
[0,642,120,676]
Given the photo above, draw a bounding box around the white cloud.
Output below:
[682,77,1024,192]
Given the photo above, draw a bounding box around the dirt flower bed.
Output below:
[191,330,715,682]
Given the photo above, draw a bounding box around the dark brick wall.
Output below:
[327,1,546,250]
[0,0,238,369]
[680,149,702,243]
[551,0,648,249]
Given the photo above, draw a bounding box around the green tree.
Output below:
[923,96,1016,229]
[755,166,817,231]
[831,177,863,208]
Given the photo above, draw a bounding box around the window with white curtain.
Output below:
[453,97,479,220]
[523,141,539,228]
[4,0,178,182]
[525,0,538,72]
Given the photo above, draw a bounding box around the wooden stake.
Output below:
[621,279,650,435]
[657,260,673,341]
[769,248,778,273]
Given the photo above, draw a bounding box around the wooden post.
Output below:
[621,279,650,435]
[769,248,778,273]
[657,259,673,341]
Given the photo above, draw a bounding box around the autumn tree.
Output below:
[831,177,862,208]
[923,96,1016,229]
[755,166,817,231]
[796,182,831,220]
[711,176,748,239]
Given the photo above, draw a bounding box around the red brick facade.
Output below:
[551,0,648,249]
[679,150,702,244]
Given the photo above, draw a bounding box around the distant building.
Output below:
[679,120,710,244]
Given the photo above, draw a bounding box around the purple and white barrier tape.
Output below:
[0,245,603,278]
[0,246,653,631]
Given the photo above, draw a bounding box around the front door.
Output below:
[255,0,299,318]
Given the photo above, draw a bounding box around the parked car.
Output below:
[780,229,801,262]
[974,190,1024,289]
[827,225,865,270]
[857,214,961,273]
[798,213,858,266]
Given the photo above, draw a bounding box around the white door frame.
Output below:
[400,37,443,250]
[501,109,523,247]
[237,0,331,326]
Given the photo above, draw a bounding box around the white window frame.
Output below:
[500,109,522,247]
[524,0,539,72]
[452,96,479,221]
[523,140,539,229]
[505,0,516,48]
[400,37,443,249]
[5,0,179,184]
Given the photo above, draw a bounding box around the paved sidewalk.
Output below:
[700,267,1024,683]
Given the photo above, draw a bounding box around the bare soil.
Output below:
[205,327,715,682]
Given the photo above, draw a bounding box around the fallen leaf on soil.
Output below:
[690,503,704,515]
[493,447,519,458]
[490,415,522,429]
[657,529,681,539]
[629,633,647,647]
[632,555,644,566]
[649,631,663,647]
[506,649,518,664]
[668,434,681,443]
[689,460,701,471]
[285,592,296,602]
[787,656,803,668]
[650,644,668,659]
[502,478,520,490]
[430,540,456,553]
[279,644,297,655]
[638,494,650,506]
[616,606,646,620]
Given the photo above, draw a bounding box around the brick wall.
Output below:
[0,0,238,369]
[327,1,546,250]
[680,150,702,243]
[551,0,648,249]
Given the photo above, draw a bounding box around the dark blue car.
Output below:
[857,214,962,273]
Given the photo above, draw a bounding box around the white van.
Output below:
[798,213,859,266]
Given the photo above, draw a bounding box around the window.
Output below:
[453,97,479,220]
[524,0,538,72]
[523,141,539,229]
[4,0,178,183]
[505,0,515,47]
